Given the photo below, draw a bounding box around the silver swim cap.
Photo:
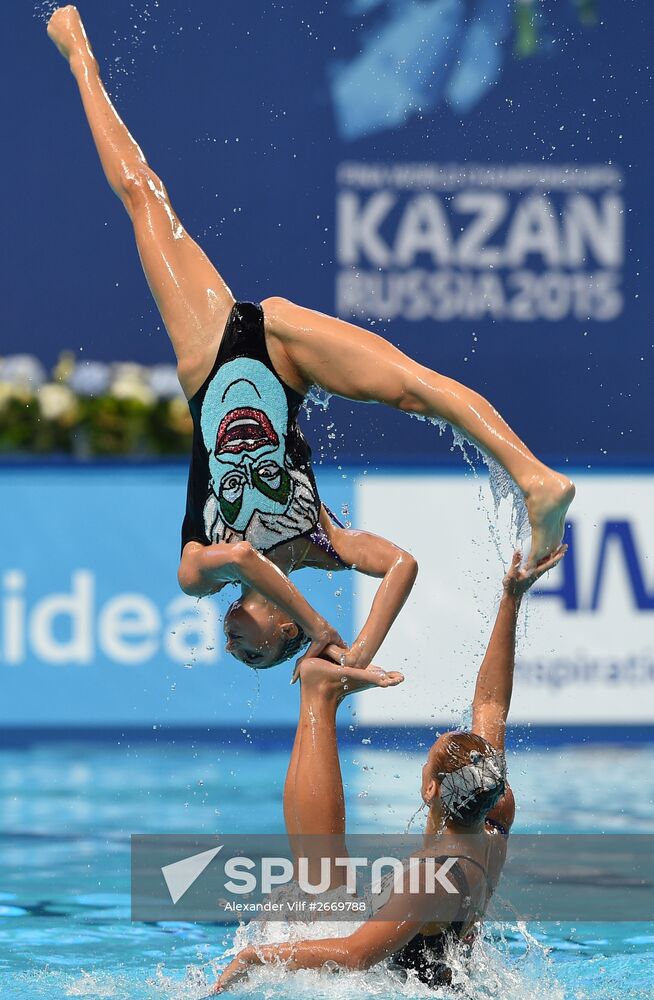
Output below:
[438,747,507,822]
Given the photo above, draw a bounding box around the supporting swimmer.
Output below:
[214,546,565,991]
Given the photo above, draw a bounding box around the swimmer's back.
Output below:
[182,302,322,555]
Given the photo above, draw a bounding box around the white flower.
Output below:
[110,363,155,405]
[112,362,148,383]
[111,379,155,406]
[69,361,111,397]
[0,382,29,410]
[38,383,78,421]
[0,355,47,388]
[147,364,184,400]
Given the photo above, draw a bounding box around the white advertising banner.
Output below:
[354,472,654,726]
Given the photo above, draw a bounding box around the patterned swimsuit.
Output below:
[181,301,347,565]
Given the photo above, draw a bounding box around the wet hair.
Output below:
[257,624,310,669]
[270,622,309,667]
[429,731,507,828]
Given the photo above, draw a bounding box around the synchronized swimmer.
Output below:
[48,6,574,672]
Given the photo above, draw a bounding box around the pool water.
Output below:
[1,739,653,998]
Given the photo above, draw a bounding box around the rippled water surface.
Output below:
[1,739,653,998]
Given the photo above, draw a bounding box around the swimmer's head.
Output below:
[224,596,309,669]
[421,732,507,828]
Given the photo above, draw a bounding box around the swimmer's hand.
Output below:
[332,641,374,670]
[503,545,567,599]
[291,624,347,682]
[213,947,258,992]
[302,642,372,670]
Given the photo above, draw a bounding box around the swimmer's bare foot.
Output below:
[523,469,575,570]
[299,656,404,702]
[47,6,92,65]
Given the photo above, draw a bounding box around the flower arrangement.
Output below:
[0,353,193,458]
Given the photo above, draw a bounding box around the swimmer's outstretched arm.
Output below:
[215,858,449,991]
[179,541,343,656]
[300,522,419,674]
[47,6,235,399]
[466,549,566,834]
[215,838,458,991]
[471,546,567,751]
[213,921,419,992]
[215,887,449,991]
[262,297,575,570]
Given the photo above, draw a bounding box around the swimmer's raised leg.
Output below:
[262,298,575,569]
[47,5,235,399]
[283,658,403,886]
[47,6,574,567]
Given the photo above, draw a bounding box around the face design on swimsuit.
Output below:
[200,357,319,549]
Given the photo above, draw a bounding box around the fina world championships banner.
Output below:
[6,0,651,465]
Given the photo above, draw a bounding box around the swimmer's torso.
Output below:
[419,821,508,936]
[388,822,509,988]
[182,302,322,555]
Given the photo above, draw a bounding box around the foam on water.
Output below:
[175,917,565,1000]
[15,969,127,998]
[11,923,653,1000]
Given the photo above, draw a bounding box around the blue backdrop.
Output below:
[3,0,651,467]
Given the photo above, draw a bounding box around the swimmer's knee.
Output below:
[393,384,429,416]
[116,164,169,217]
[402,551,419,579]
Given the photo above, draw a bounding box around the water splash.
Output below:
[209,916,565,1000]
[304,385,333,412]
[148,960,219,997]
[302,388,529,557]
[403,800,427,834]
[33,0,59,22]
[410,413,530,556]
